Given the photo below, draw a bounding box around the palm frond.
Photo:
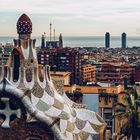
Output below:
[115,107,126,113]
[114,103,130,113]
[114,102,127,108]
[133,86,138,100]
[136,96,140,106]
[115,111,133,120]
[124,93,135,110]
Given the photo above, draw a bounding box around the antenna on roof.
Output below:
[53,28,55,41]
[50,23,52,41]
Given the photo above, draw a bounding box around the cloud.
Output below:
[0,0,140,16]
[0,0,140,36]
[136,28,140,35]
[0,0,139,25]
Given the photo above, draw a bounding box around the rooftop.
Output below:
[50,71,71,77]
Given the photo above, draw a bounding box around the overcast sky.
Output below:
[0,0,140,36]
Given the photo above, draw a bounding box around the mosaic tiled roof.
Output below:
[17,14,32,34]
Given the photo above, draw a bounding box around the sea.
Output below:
[1,36,140,111]
[1,36,140,48]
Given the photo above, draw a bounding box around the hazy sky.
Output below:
[0,0,140,36]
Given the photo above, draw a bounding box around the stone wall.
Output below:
[0,93,55,140]
[0,121,54,140]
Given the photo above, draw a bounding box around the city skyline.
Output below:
[1,0,140,36]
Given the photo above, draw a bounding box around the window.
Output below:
[13,53,20,81]
[60,57,66,59]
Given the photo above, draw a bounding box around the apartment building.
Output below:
[38,47,83,85]
[82,64,96,83]
[96,63,133,84]
[0,43,13,65]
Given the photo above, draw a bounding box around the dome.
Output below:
[17,14,32,35]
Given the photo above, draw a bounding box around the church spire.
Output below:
[53,28,55,41]
[59,33,63,48]
[41,32,46,49]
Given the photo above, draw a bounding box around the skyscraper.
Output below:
[122,32,127,49]
[105,32,110,48]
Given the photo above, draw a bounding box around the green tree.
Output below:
[113,86,140,140]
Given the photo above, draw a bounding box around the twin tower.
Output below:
[105,32,127,48]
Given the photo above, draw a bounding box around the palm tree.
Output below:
[113,86,140,140]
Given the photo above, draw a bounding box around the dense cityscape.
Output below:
[0,0,140,139]
[0,13,139,140]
